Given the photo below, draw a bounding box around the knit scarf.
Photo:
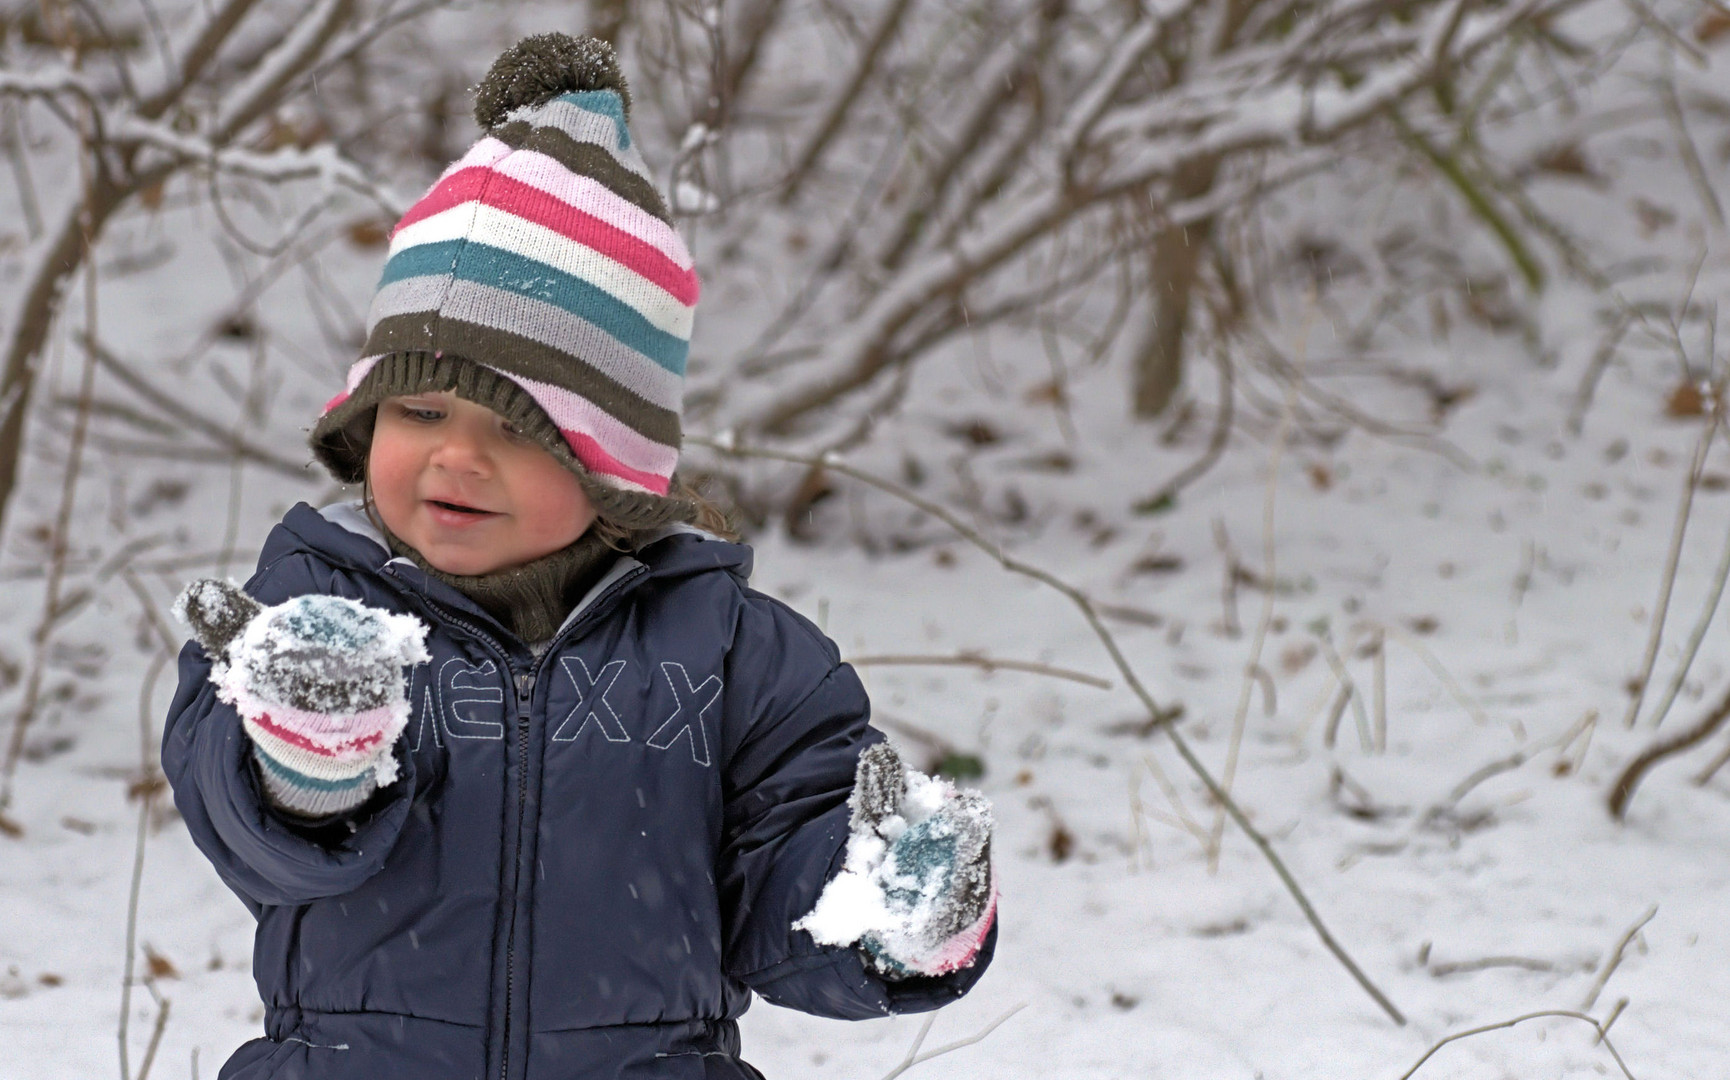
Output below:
[384,525,620,646]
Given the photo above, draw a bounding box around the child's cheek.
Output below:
[367,425,421,534]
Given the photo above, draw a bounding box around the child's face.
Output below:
[369,391,598,576]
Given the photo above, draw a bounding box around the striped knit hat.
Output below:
[311,33,699,528]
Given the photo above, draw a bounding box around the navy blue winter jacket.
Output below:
[162,502,994,1080]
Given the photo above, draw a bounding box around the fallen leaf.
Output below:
[944,419,1002,447]
[144,945,179,981]
[1280,642,1317,674]
[1534,143,1592,178]
[1666,382,1708,418]
[1697,11,1730,43]
[346,219,391,249]
[1048,823,1074,863]
[127,772,168,803]
[1129,554,1184,575]
[1635,199,1676,236]
[1024,380,1066,406]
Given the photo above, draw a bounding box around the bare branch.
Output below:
[82,337,311,478]
[693,435,1406,1026]
[213,0,356,143]
[847,652,1113,689]
[780,0,916,203]
[1609,683,1730,820]
[115,116,406,214]
[138,0,265,119]
[1396,1010,1637,1080]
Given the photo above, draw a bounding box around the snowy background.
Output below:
[3,0,1730,1077]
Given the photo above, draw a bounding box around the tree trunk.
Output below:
[0,172,135,550]
[1132,157,1218,419]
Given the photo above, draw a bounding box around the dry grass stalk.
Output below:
[878,1003,1027,1080]
[1580,905,1658,1012]
[1621,415,1717,729]
[1638,481,1730,735]
[118,568,178,1080]
[1208,375,1298,869]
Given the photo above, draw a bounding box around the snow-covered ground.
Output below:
[4,4,1730,1078]
[8,277,1730,1077]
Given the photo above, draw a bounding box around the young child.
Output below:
[161,33,995,1080]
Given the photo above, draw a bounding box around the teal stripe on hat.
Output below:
[256,751,376,793]
[379,240,689,375]
[554,90,630,149]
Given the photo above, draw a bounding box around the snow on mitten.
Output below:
[796,743,997,979]
[174,579,431,818]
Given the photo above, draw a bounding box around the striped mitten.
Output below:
[175,580,430,819]
[796,743,996,979]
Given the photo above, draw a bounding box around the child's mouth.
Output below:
[427,499,496,517]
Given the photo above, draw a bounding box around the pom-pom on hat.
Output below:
[311,33,699,529]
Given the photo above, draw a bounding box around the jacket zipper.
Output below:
[380,569,529,1080]
[381,562,648,1080]
[500,667,534,1080]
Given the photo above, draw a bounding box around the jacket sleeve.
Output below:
[160,551,419,910]
[717,592,995,1019]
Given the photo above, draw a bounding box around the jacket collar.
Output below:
[267,501,753,649]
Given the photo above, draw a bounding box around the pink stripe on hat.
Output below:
[393,166,493,236]
[493,149,695,268]
[427,135,513,190]
[321,356,385,417]
[482,174,699,304]
[395,169,699,307]
[498,365,680,474]
[565,431,672,495]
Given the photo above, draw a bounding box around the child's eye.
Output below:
[397,404,444,423]
[501,421,531,443]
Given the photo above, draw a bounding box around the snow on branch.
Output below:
[212,0,353,141]
[114,114,407,214]
[704,0,1596,447]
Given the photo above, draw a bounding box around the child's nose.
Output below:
[430,421,495,475]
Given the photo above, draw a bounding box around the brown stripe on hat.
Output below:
[364,312,684,444]
[492,120,671,222]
